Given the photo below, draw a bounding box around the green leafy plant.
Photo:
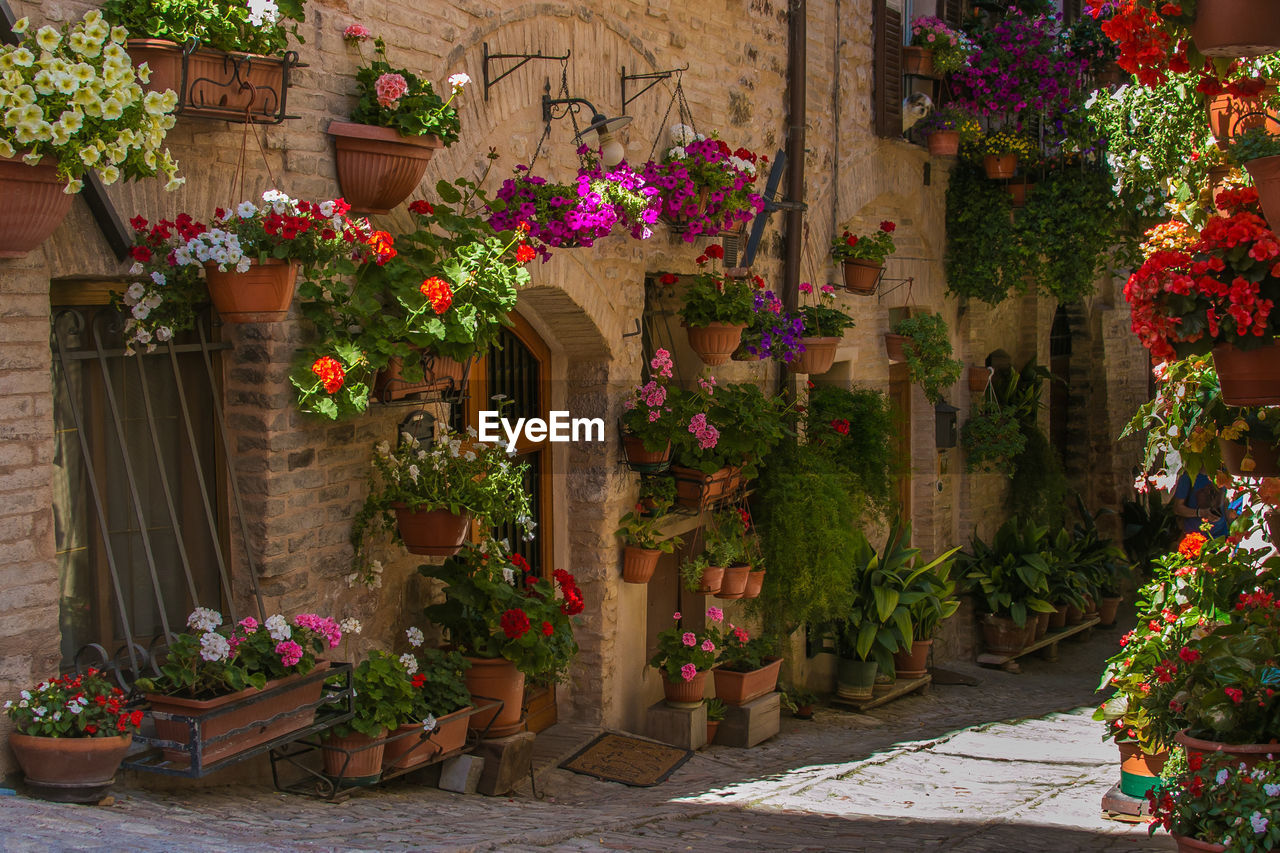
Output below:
[621,348,677,453]
[342,28,464,144]
[778,684,818,715]
[805,386,897,516]
[402,645,472,719]
[831,220,897,265]
[670,380,793,479]
[615,507,681,552]
[678,263,756,328]
[1121,490,1179,576]
[101,0,306,55]
[961,398,1026,474]
[649,607,721,685]
[903,542,961,642]
[1150,756,1280,851]
[796,281,855,337]
[639,475,677,513]
[704,508,750,566]
[1226,125,1280,166]
[705,697,726,722]
[679,553,715,593]
[891,313,963,405]
[960,517,1056,628]
[711,624,776,673]
[327,650,419,738]
[908,16,975,74]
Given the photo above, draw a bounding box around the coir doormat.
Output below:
[559,732,693,787]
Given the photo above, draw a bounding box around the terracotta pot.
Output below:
[842,259,882,295]
[392,505,470,556]
[1207,86,1280,147]
[685,322,747,367]
[983,153,1017,180]
[1098,596,1122,627]
[713,656,782,706]
[1083,595,1099,621]
[672,465,734,510]
[205,259,299,323]
[716,563,751,600]
[1034,609,1051,641]
[128,39,289,122]
[146,663,328,765]
[1117,741,1167,798]
[622,546,662,584]
[381,706,471,771]
[1172,835,1227,853]
[1049,604,1069,629]
[884,333,907,363]
[8,733,131,802]
[328,121,442,215]
[872,673,896,696]
[464,656,525,736]
[891,639,931,680]
[321,728,386,783]
[705,720,720,745]
[981,614,1026,655]
[1175,728,1280,771]
[373,351,467,401]
[787,336,840,375]
[661,670,707,707]
[927,130,960,157]
[623,436,671,470]
[1213,341,1280,405]
[690,564,725,595]
[1065,604,1084,625]
[793,704,814,720]
[968,366,992,393]
[902,45,936,77]
[1245,154,1280,231]
[0,155,74,259]
[1007,182,1034,209]
[835,657,878,701]
[742,569,766,599]
[1189,0,1280,57]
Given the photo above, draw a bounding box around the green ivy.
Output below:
[944,160,1027,305]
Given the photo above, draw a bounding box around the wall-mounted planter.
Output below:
[328,122,443,215]
[128,39,301,124]
[983,154,1017,180]
[902,46,937,78]
[1189,0,1280,58]
[927,130,959,157]
[0,155,74,259]
[205,259,298,323]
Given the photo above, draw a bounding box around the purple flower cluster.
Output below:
[640,139,765,243]
[745,289,806,362]
[578,151,662,239]
[489,168,617,253]
[950,10,1093,126]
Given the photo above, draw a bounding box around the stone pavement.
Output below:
[0,622,1176,853]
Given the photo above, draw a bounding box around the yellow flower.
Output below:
[11,17,29,35]
[71,62,94,84]
[142,91,168,116]
[11,47,35,68]
[103,43,125,64]
[35,26,61,52]
[53,73,77,96]
[48,123,71,146]
[101,97,123,121]
[110,26,128,45]
[0,139,12,158]
[99,164,120,185]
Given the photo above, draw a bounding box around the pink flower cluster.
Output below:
[650,348,674,380]
[682,632,697,647]
[343,24,372,41]
[680,662,698,681]
[294,613,343,648]
[275,640,304,667]
[375,72,409,108]
[688,412,720,450]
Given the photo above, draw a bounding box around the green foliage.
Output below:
[960,517,1057,627]
[347,37,462,143]
[670,381,793,478]
[639,474,676,510]
[705,697,727,721]
[750,441,865,635]
[405,647,471,718]
[711,625,776,673]
[102,0,306,54]
[961,398,1026,474]
[1152,757,1280,851]
[1225,125,1280,166]
[678,273,755,327]
[1121,490,1179,576]
[945,160,1026,305]
[615,504,680,552]
[5,670,141,738]
[892,312,963,405]
[649,609,719,683]
[329,650,420,738]
[805,386,897,517]
[903,544,962,642]
[704,509,749,566]
[1009,426,1069,528]
[679,553,714,593]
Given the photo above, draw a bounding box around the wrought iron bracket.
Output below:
[482,43,570,101]
[877,275,915,301]
[542,87,599,125]
[742,149,809,268]
[620,64,689,113]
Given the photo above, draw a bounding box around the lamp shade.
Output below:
[935,401,959,449]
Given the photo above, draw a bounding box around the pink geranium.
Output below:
[275,640,303,667]
[343,24,372,41]
[682,632,697,647]
[375,72,409,108]
[680,662,697,681]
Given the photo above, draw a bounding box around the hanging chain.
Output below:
[647,72,698,163]
[233,118,279,202]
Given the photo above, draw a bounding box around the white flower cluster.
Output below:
[187,606,223,632]
[447,72,470,92]
[405,626,424,648]
[668,123,703,149]
[399,653,418,675]
[340,617,363,635]
[265,613,291,642]
[1,11,182,192]
[176,227,250,273]
[247,0,280,27]
[199,630,231,662]
[727,155,756,177]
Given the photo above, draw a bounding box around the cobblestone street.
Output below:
[0,623,1173,853]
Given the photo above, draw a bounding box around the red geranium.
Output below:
[420,276,454,314]
[310,356,346,394]
[515,243,536,263]
[500,608,530,639]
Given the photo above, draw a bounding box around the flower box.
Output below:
[380,706,472,772]
[672,465,734,510]
[328,121,443,215]
[712,656,781,706]
[127,39,299,124]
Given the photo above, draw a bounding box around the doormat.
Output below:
[559,733,692,787]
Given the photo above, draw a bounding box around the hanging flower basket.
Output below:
[327,121,443,215]
[983,153,1017,180]
[1189,0,1280,58]
[392,505,471,556]
[786,336,840,375]
[927,130,960,157]
[1206,85,1280,148]
[884,333,907,363]
[1219,436,1280,476]
[0,155,75,259]
[622,436,672,472]
[685,322,747,366]
[841,259,882,295]
[128,39,296,123]
[902,46,937,78]
[967,365,992,392]
[205,259,299,323]
[716,563,751,600]
[1244,155,1280,230]
[742,568,765,599]
[622,546,662,584]
[1212,340,1280,405]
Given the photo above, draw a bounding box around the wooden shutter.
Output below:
[874,0,903,139]
[1063,0,1082,24]
[943,0,966,28]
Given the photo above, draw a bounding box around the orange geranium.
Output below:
[419,276,453,313]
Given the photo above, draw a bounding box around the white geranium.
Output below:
[399,653,418,675]
[187,606,223,632]
[406,626,424,647]
[199,631,231,662]
[265,614,291,642]
[340,617,363,635]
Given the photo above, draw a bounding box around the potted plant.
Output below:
[680,554,725,596]
[621,348,677,470]
[960,518,1056,654]
[960,398,1027,475]
[350,427,533,575]
[787,281,855,374]
[706,508,752,599]
[135,608,343,765]
[710,625,781,706]
[779,685,818,719]
[974,131,1034,180]
[104,0,306,122]
[320,650,418,784]
[741,287,807,365]
[677,247,756,365]
[906,16,975,78]
[329,25,466,214]
[638,474,677,516]
[640,125,766,240]
[705,697,725,744]
[890,313,963,405]
[4,668,144,801]
[1225,127,1280,229]
[649,607,722,706]
[0,12,183,258]
[1104,0,1280,65]
[1149,754,1280,852]
[615,504,681,584]
[419,540,581,735]
[831,221,897,295]
[896,534,961,679]
[382,641,472,771]
[916,106,981,157]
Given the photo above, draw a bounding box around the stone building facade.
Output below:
[0,0,1149,773]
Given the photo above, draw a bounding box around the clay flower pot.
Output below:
[8,733,132,802]
[690,564,725,595]
[0,155,74,259]
[835,657,878,701]
[1007,182,1035,209]
[981,614,1026,655]
[1117,741,1167,799]
[661,670,707,707]
[1171,835,1227,853]
[205,258,299,323]
[1244,154,1280,231]
[1189,0,1280,58]
[1212,340,1280,405]
[392,505,471,556]
[841,259,882,295]
[1175,728,1280,771]
[712,656,782,706]
[622,436,671,472]
[983,153,1017,180]
[786,336,840,375]
[902,45,937,77]
[891,639,932,680]
[884,333,907,363]
[685,322,747,366]
[716,563,751,600]
[927,130,960,157]
[381,706,471,771]
[127,39,290,122]
[1049,603,1069,629]
[622,545,662,584]
[321,728,386,784]
[328,121,444,215]
[373,350,467,401]
[1206,85,1280,148]
[706,720,720,745]
[1098,596,1122,627]
[742,568,766,599]
[464,656,525,736]
[672,465,734,510]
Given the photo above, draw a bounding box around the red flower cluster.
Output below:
[310,356,346,394]
[366,230,396,265]
[659,272,679,285]
[411,673,427,688]
[1091,0,1180,87]
[1237,590,1280,610]
[500,607,530,639]
[879,220,896,233]
[515,243,536,263]
[541,621,554,636]
[510,553,531,575]
[130,213,207,266]
[1177,531,1207,559]
[261,197,357,243]
[408,200,435,216]
[554,569,584,616]
[831,418,851,435]
[420,276,454,314]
